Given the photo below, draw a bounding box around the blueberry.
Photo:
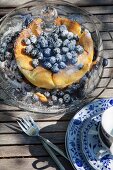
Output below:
[48,100,54,106]
[68,42,76,51]
[59,25,67,32]
[71,84,80,91]
[41,32,48,39]
[32,59,39,67]
[7,73,15,80]
[5,51,12,60]
[56,54,62,62]
[32,94,39,102]
[38,52,43,60]
[86,71,92,78]
[38,36,45,42]
[23,15,33,27]
[25,45,33,54]
[4,60,10,68]
[62,47,69,54]
[52,33,59,40]
[51,95,58,102]
[53,48,61,54]
[31,49,37,57]
[58,91,64,97]
[63,94,71,103]
[50,56,56,64]
[24,83,32,92]
[1,42,7,49]
[61,30,69,38]
[17,75,23,82]
[66,52,72,60]
[30,35,37,44]
[52,64,59,73]
[59,62,66,69]
[73,34,79,41]
[71,51,78,58]
[58,98,63,104]
[77,63,84,70]
[43,62,52,69]
[62,55,67,63]
[36,43,41,49]
[70,57,77,65]
[51,89,58,96]
[5,35,12,43]
[44,48,51,57]
[103,58,108,67]
[40,39,48,48]
[10,60,17,71]
[48,37,54,48]
[76,45,84,54]
[54,39,62,48]
[44,91,50,98]
[0,48,5,54]
[67,32,74,40]
[22,38,31,45]
[80,75,87,87]
[63,39,70,47]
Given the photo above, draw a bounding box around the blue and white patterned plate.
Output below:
[65,98,113,170]
[82,113,113,170]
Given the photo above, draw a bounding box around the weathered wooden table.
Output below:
[0,0,113,169]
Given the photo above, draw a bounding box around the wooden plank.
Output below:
[95,14,113,23]
[0,121,68,133]
[0,109,75,122]
[0,157,72,170]
[1,6,113,17]
[103,50,113,59]
[0,103,20,111]
[103,41,113,50]
[100,32,111,40]
[0,144,65,157]
[0,132,65,145]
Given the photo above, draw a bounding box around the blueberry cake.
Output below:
[0,16,102,106]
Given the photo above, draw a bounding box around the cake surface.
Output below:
[14,17,94,89]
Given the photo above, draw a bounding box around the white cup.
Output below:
[101,107,113,155]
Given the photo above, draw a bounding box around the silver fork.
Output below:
[17,116,68,170]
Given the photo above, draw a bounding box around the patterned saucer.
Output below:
[82,113,113,170]
[66,98,113,170]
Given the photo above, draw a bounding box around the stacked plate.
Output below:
[65,98,113,170]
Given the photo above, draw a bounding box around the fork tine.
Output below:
[19,119,28,130]
[17,120,26,132]
[22,118,31,127]
[28,116,40,129]
[28,116,35,124]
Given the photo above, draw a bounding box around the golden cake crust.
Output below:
[14,17,94,89]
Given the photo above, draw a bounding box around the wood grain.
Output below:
[0,144,65,157]
[0,157,72,170]
[0,133,65,145]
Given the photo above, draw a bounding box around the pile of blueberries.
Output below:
[23,25,84,73]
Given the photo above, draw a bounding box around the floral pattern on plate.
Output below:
[66,98,113,170]
[82,113,113,170]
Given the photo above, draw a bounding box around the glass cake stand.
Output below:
[0,0,109,114]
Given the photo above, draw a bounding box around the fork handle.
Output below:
[42,140,66,170]
[39,135,68,160]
